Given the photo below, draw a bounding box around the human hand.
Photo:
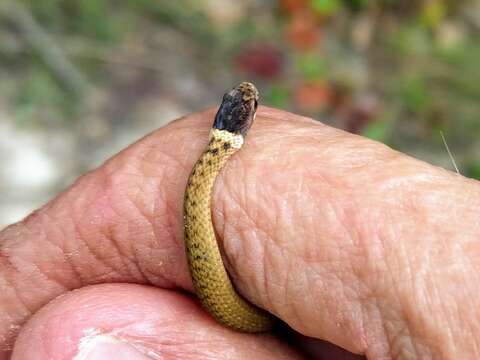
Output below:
[1,107,479,359]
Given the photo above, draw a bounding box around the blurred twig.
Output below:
[461,2,480,32]
[67,42,167,74]
[0,1,88,94]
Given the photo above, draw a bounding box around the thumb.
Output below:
[11,284,301,359]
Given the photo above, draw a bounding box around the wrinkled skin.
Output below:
[1,107,479,359]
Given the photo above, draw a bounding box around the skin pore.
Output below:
[1,107,479,359]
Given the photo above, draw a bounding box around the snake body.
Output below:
[184,82,274,332]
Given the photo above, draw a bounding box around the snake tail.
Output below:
[184,82,275,332]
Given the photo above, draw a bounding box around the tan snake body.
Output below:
[184,82,274,332]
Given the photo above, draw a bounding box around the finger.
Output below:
[11,283,302,360]
[1,107,479,358]
[214,109,480,357]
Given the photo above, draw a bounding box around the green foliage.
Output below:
[14,65,77,124]
[265,85,290,108]
[20,0,63,29]
[310,0,340,16]
[400,77,429,112]
[21,0,123,42]
[467,161,480,180]
[72,0,120,41]
[392,25,432,55]
[297,54,327,81]
[124,1,215,43]
[344,0,368,11]
[419,0,447,29]
[362,119,389,142]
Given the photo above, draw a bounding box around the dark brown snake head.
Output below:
[213,82,259,137]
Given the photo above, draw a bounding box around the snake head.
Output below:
[213,82,259,137]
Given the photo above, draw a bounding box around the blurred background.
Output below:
[1,0,479,227]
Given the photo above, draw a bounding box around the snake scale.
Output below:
[184,82,275,332]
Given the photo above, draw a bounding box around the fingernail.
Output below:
[75,334,153,360]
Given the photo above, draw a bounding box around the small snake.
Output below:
[184,82,275,332]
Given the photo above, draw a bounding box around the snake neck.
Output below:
[203,129,243,189]
[184,129,244,234]
[209,129,244,150]
[197,129,244,186]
